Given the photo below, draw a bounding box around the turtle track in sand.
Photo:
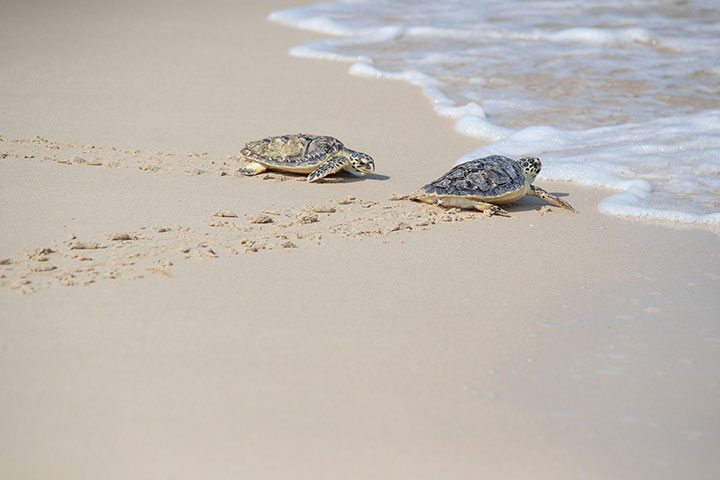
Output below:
[0,135,556,294]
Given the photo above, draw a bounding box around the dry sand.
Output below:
[1,1,719,479]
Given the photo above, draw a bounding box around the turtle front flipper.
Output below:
[307,155,348,183]
[238,161,268,176]
[529,185,576,212]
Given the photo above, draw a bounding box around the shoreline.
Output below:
[1,1,719,479]
[268,3,720,229]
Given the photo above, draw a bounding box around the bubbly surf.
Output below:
[269,0,720,225]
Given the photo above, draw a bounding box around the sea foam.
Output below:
[270,0,720,226]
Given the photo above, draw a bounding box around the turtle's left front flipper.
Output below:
[529,185,576,212]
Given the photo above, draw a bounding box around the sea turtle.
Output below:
[409,155,575,215]
[238,133,375,182]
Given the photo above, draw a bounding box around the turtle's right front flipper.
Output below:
[307,155,347,183]
[529,185,576,212]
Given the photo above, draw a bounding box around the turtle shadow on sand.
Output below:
[328,172,390,182]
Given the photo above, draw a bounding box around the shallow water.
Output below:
[269,0,720,225]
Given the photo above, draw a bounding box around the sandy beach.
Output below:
[1,1,719,478]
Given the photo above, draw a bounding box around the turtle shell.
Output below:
[421,155,527,199]
[240,134,345,168]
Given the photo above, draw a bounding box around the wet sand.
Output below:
[1,1,719,479]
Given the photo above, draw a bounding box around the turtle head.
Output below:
[345,149,375,176]
[518,157,541,183]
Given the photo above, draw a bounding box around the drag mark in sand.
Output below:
[0,199,484,294]
[0,135,241,176]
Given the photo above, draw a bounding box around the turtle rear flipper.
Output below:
[436,196,508,216]
[409,193,508,216]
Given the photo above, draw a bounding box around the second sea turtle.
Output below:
[409,155,576,215]
[238,133,375,183]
